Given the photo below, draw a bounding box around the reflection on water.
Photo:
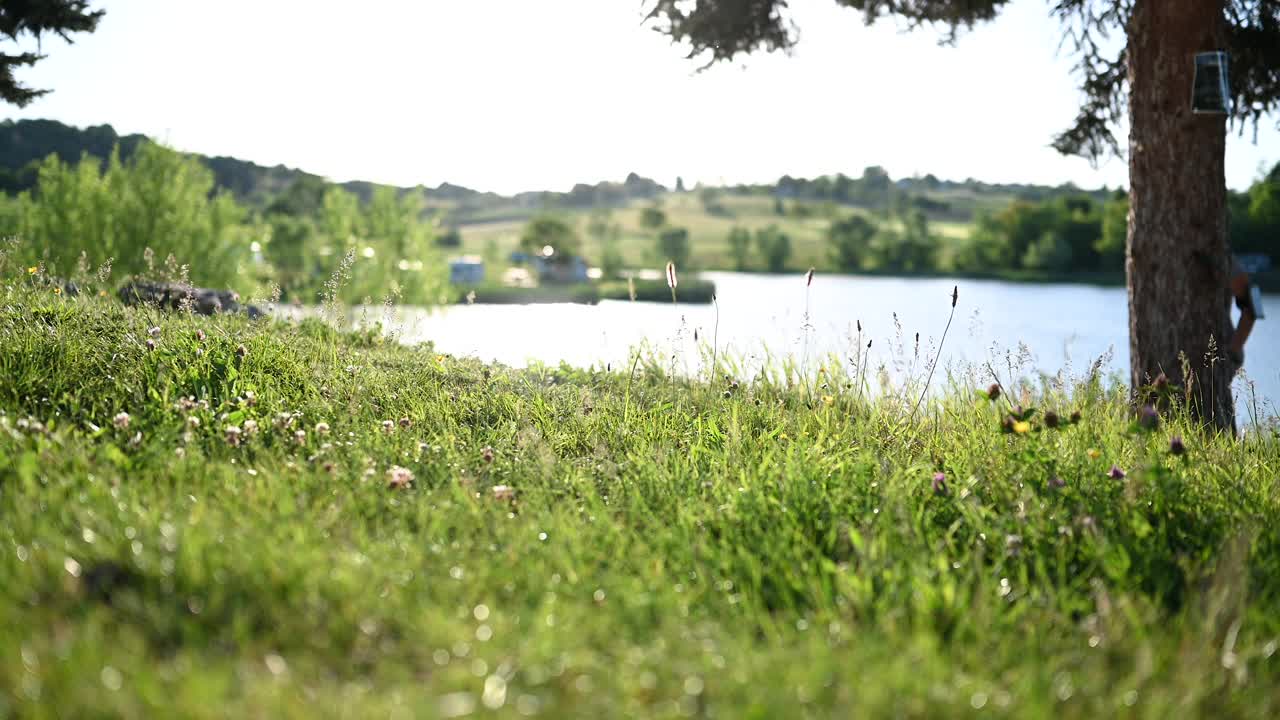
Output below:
[276,272,1280,422]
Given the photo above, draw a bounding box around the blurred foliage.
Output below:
[2,141,449,305]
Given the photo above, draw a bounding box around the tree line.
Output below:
[3,142,450,304]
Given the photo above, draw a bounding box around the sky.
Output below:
[6,0,1280,195]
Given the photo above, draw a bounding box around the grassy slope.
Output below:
[3,289,1280,718]
[455,193,977,274]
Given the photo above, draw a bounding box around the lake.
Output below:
[284,272,1280,423]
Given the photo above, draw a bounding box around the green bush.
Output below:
[12,142,252,292]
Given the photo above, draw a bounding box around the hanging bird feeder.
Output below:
[1192,51,1231,114]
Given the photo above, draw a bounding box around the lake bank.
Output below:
[4,290,1280,717]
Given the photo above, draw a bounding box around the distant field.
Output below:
[453,192,977,274]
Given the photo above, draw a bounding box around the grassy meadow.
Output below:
[456,192,975,274]
[3,277,1280,718]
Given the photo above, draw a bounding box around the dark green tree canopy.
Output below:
[645,0,1280,160]
[1,0,103,106]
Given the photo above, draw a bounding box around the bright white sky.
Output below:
[7,0,1279,195]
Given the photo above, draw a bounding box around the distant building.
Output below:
[448,256,485,285]
[509,249,590,284]
[534,255,589,284]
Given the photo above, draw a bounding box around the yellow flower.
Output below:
[1013,421,1031,434]
[1087,448,1100,460]
[436,355,446,364]
[822,395,835,407]
[27,266,37,274]
[98,290,107,297]
[52,287,61,295]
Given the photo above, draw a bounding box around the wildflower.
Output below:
[986,383,1001,401]
[1169,435,1186,456]
[293,429,306,446]
[186,416,201,429]
[1043,410,1060,429]
[398,417,412,429]
[382,419,395,434]
[274,412,294,430]
[1013,421,1031,434]
[243,419,259,435]
[27,266,37,274]
[236,344,248,358]
[1108,465,1126,480]
[1138,404,1160,430]
[53,287,61,296]
[1087,448,1100,460]
[113,412,130,429]
[224,426,242,447]
[822,395,835,407]
[146,339,157,352]
[148,327,161,338]
[666,261,678,289]
[492,485,515,501]
[1048,475,1066,490]
[932,472,948,496]
[175,447,185,458]
[195,329,206,342]
[177,396,197,412]
[243,390,257,407]
[387,466,414,489]
[1005,534,1023,556]
[128,432,143,449]
[346,365,358,374]
[315,422,330,435]
[482,446,495,464]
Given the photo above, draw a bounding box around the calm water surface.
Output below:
[285,272,1280,422]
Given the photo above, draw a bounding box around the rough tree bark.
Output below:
[1126,0,1236,431]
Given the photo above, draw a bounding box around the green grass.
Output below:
[454,193,975,275]
[3,286,1280,718]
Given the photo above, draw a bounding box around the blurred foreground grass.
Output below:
[2,287,1279,718]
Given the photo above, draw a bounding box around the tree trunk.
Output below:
[1127,0,1235,431]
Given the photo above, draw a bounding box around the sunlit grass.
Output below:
[2,285,1279,718]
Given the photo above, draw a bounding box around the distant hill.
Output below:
[0,118,487,209]
[0,119,675,223]
[0,118,1107,224]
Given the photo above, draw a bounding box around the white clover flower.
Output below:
[387,466,414,489]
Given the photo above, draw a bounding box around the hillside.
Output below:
[1,118,1111,225]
